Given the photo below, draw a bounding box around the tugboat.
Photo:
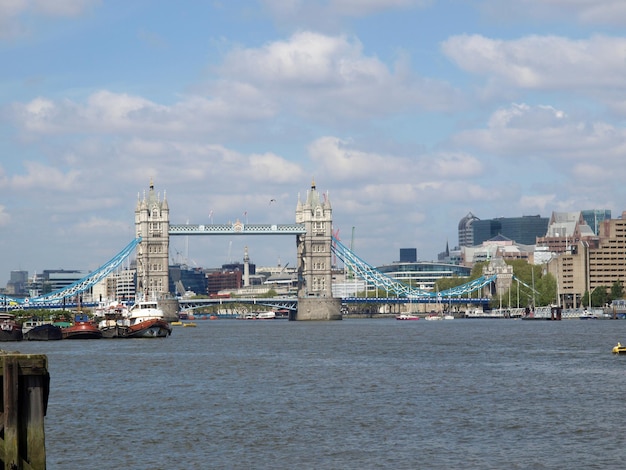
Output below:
[0,313,23,341]
[126,301,172,338]
[97,303,130,338]
[62,313,103,340]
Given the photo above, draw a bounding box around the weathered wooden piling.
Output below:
[0,352,49,470]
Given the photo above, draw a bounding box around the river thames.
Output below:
[12,318,626,469]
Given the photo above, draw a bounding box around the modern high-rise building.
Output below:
[581,209,611,236]
[472,215,549,246]
[399,248,417,263]
[6,271,28,296]
[458,212,479,247]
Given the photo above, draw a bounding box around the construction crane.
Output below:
[350,226,355,252]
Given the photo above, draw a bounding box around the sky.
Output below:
[2,0,626,286]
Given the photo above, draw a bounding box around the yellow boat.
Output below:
[612,342,626,354]
[171,321,183,326]
[183,322,197,328]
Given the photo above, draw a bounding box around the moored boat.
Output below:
[62,313,103,339]
[97,304,131,338]
[424,314,442,321]
[613,342,626,354]
[396,314,420,320]
[257,311,276,320]
[126,301,172,338]
[24,322,63,341]
[580,309,598,320]
[0,313,23,341]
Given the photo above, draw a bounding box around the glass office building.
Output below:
[472,215,549,246]
[581,209,611,235]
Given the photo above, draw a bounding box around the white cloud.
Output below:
[261,0,431,30]
[219,31,462,118]
[0,204,10,226]
[479,0,626,26]
[453,103,626,162]
[0,0,99,39]
[6,161,82,191]
[9,32,461,142]
[11,90,275,138]
[487,103,566,129]
[442,34,626,90]
[308,136,483,185]
[520,194,557,214]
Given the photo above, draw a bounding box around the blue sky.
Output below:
[2,0,626,286]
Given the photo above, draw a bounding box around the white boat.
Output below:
[257,311,276,320]
[579,309,599,320]
[424,313,454,321]
[424,314,442,321]
[126,301,172,338]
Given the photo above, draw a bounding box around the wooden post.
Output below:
[0,353,49,470]
[3,356,18,468]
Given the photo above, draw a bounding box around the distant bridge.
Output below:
[176,295,490,313]
[5,229,500,309]
[4,237,497,309]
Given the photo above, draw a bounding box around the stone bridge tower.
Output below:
[135,179,170,300]
[295,180,342,320]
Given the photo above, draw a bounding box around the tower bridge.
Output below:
[7,179,504,318]
[134,178,341,320]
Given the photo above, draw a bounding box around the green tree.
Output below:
[581,291,590,308]
[610,280,624,302]
[591,286,608,307]
[536,272,557,306]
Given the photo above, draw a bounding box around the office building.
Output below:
[581,209,611,236]
[399,248,417,263]
[549,211,626,308]
[458,212,479,247]
[472,215,548,246]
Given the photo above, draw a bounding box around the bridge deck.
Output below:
[169,223,306,235]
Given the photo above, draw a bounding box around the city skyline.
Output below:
[2,1,626,287]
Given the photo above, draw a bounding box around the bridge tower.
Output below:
[135,179,170,300]
[295,179,342,320]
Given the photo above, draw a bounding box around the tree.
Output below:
[610,280,624,302]
[536,272,557,306]
[591,286,608,307]
[581,290,590,308]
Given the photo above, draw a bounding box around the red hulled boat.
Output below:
[62,314,103,339]
[126,301,172,338]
